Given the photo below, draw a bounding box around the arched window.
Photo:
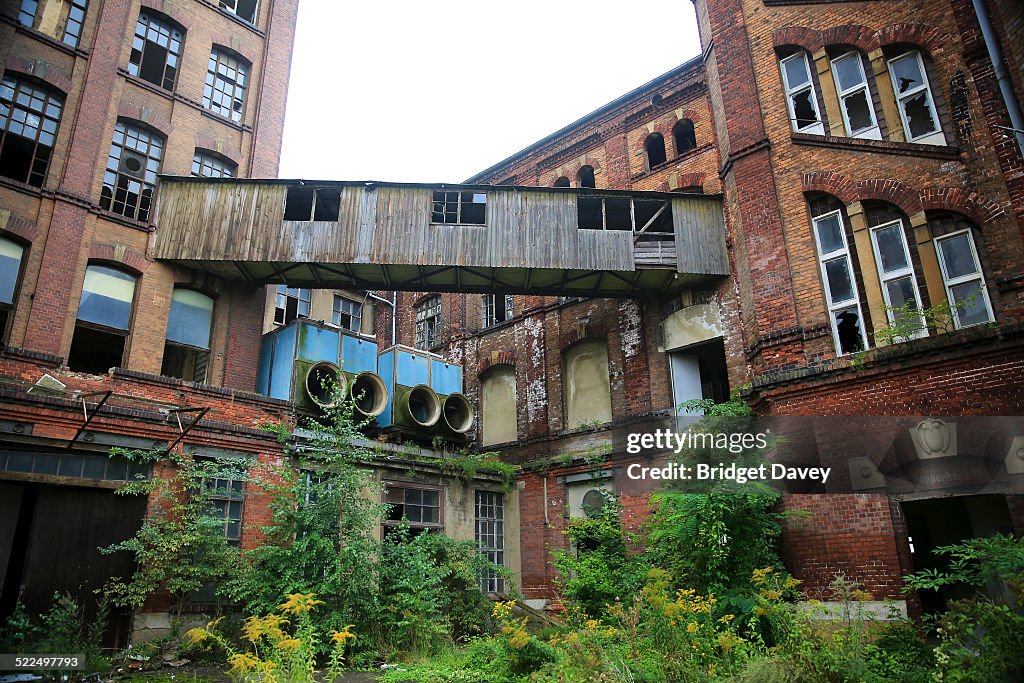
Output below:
[644,134,667,169]
[673,119,696,155]
[866,203,928,341]
[927,213,995,328]
[808,195,869,355]
[577,165,595,188]
[128,10,184,91]
[0,237,26,342]
[481,365,517,446]
[829,50,880,140]
[886,49,945,145]
[100,120,163,221]
[163,288,214,382]
[219,0,258,24]
[192,150,236,178]
[0,74,64,187]
[553,176,570,188]
[562,339,612,429]
[204,47,250,122]
[69,265,138,373]
[778,50,825,135]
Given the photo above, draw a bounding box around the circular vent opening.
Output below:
[581,489,608,517]
[124,156,143,173]
[304,362,341,407]
[406,384,441,427]
[442,393,474,433]
[350,372,388,417]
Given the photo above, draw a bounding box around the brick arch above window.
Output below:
[0,58,72,94]
[668,172,707,192]
[819,25,878,54]
[194,133,242,164]
[857,178,923,216]
[87,243,150,275]
[116,104,174,137]
[674,108,703,126]
[561,158,603,184]
[0,213,40,244]
[772,22,950,60]
[772,27,824,54]
[919,187,1005,226]
[876,23,950,59]
[138,0,193,29]
[477,352,515,375]
[559,325,609,350]
[801,171,860,205]
[210,34,260,67]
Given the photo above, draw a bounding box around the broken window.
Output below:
[68,265,137,374]
[191,150,236,178]
[415,295,441,349]
[0,75,64,188]
[870,215,927,340]
[576,196,673,236]
[0,238,25,343]
[577,165,596,188]
[888,51,945,144]
[811,209,868,355]
[481,365,517,446]
[18,0,88,48]
[128,11,183,91]
[162,289,213,383]
[384,484,442,540]
[779,51,825,135]
[553,176,570,187]
[284,186,341,221]
[673,118,696,154]
[830,52,880,139]
[475,490,505,593]
[99,120,162,221]
[482,293,513,328]
[219,0,258,24]
[204,47,249,123]
[932,224,994,329]
[563,339,612,429]
[431,190,486,225]
[332,295,362,332]
[644,133,667,169]
[274,285,310,325]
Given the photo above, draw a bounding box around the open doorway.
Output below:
[900,495,1015,614]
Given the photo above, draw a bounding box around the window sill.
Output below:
[120,70,176,102]
[631,144,714,182]
[8,18,90,58]
[790,132,960,159]
[89,206,155,232]
[194,0,266,37]
[429,222,486,227]
[200,107,250,132]
[117,69,253,132]
[0,175,46,198]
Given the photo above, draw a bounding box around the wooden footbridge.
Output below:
[153,178,728,297]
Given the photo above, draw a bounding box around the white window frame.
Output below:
[811,210,869,355]
[934,229,994,329]
[870,219,927,340]
[830,52,881,140]
[780,52,825,135]
[887,51,946,146]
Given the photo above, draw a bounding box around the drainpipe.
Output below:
[971,0,1024,157]
[367,292,397,346]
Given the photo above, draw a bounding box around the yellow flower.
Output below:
[228,653,260,674]
[718,614,735,624]
[278,593,324,616]
[275,637,302,651]
[508,629,530,649]
[686,621,699,634]
[183,627,207,645]
[330,625,356,644]
[584,619,600,631]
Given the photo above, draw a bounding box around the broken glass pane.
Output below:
[903,92,938,138]
[824,257,855,305]
[890,55,923,94]
[843,90,873,133]
[833,307,864,354]
[792,89,818,129]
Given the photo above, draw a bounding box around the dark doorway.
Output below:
[901,495,1014,614]
[0,481,146,647]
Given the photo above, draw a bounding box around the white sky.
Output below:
[278,1,703,184]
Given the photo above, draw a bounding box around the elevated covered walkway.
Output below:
[153,179,728,297]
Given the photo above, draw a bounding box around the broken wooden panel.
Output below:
[153,179,728,296]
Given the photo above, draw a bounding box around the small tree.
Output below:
[100,448,242,618]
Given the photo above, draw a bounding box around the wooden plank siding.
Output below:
[153,179,728,296]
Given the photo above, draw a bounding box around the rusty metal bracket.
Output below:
[66,390,113,448]
[166,406,211,452]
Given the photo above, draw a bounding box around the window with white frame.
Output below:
[870,219,927,340]
[191,150,236,178]
[482,293,513,328]
[475,490,505,593]
[811,209,868,354]
[274,285,310,325]
[218,0,257,24]
[780,51,825,135]
[415,295,441,349]
[332,295,362,332]
[934,230,994,328]
[830,52,880,140]
[204,47,249,123]
[888,51,945,145]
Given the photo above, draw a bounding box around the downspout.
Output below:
[971,0,1024,157]
[367,292,397,346]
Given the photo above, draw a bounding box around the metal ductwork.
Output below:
[349,370,388,418]
[441,392,474,434]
